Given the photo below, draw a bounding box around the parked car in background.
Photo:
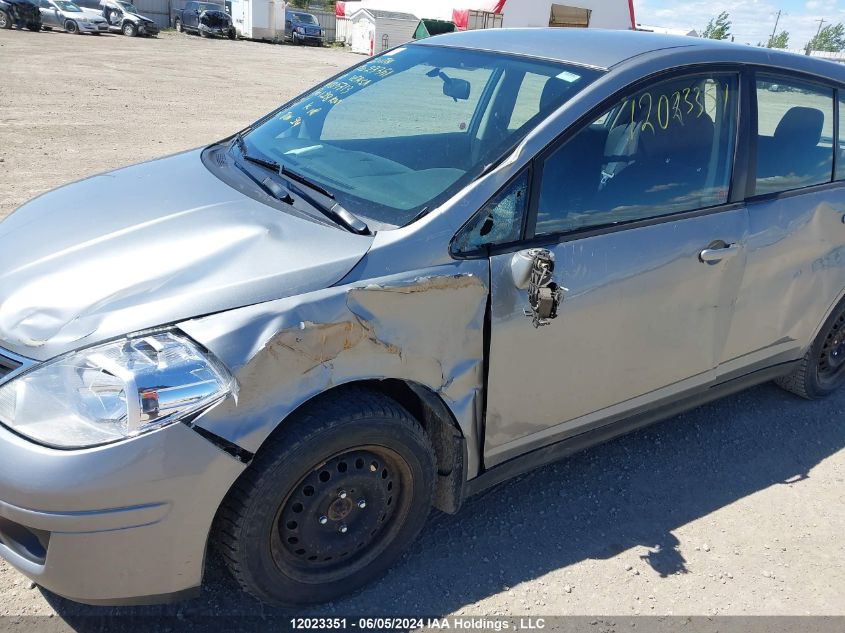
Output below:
[99,0,157,36]
[173,1,234,39]
[284,9,322,45]
[1,29,845,609]
[0,0,41,30]
[38,0,107,34]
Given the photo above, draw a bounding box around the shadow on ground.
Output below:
[43,382,845,626]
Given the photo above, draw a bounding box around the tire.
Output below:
[215,387,436,606]
[64,19,78,34]
[174,17,181,32]
[227,26,235,39]
[121,21,135,36]
[776,300,845,399]
[0,10,11,29]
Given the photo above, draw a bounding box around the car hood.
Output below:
[0,149,374,361]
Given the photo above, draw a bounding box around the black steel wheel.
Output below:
[777,301,845,398]
[215,387,435,606]
[65,19,78,33]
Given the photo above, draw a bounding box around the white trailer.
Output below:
[348,7,418,56]
[229,0,285,39]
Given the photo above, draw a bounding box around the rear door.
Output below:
[719,73,843,377]
[463,70,749,467]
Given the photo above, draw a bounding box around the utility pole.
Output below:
[808,17,827,54]
[769,9,781,46]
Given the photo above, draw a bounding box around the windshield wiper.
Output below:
[232,134,370,235]
[277,165,370,236]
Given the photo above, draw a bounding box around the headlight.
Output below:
[295,26,304,33]
[0,331,236,449]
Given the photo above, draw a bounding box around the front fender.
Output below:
[179,260,489,478]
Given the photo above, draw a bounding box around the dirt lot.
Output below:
[1,28,845,624]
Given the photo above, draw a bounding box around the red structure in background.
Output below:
[452,0,507,30]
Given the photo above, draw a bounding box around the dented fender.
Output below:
[179,261,490,478]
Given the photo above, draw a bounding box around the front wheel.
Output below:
[64,19,78,33]
[121,21,135,36]
[777,301,845,398]
[215,388,436,606]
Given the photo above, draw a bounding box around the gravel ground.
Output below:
[1,27,845,623]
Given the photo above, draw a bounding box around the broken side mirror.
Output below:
[512,248,564,328]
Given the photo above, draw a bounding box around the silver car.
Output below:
[1,29,844,607]
[38,0,107,33]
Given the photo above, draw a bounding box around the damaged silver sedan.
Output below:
[2,29,845,606]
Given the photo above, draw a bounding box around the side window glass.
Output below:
[452,171,528,254]
[755,77,833,195]
[534,73,738,237]
[837,94,845,181]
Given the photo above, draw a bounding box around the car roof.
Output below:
[418,28,845,79]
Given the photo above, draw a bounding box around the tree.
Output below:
[288,0,334,9]
[767,30,789,49]
[806,23,845,52]
[702,11,731,40]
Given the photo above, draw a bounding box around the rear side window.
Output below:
[533,73,738,237]
[755,77,833,195]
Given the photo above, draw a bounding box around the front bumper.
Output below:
[138,21,158,35]
[293,32,323,44]
[0,420,245,605]
[199,23,232,36]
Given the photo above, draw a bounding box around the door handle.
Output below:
[699,243,740,263]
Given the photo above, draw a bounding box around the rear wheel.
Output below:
[121,21,135,36]
[215,388,436,606]
[0,10,11,29]
[776,301,845,399]
[227,26,235,39]
[64,19,78,33]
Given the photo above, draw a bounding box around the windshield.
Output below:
[197,2,223,11]
[117,1,137,13]
[54,1,82,10]
[242,45,600,228]
[290,12,317,25]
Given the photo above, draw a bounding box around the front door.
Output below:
[479,71,748,466]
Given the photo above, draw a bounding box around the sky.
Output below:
[634,0,845,48]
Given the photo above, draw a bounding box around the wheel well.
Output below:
[277,380,467,514]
